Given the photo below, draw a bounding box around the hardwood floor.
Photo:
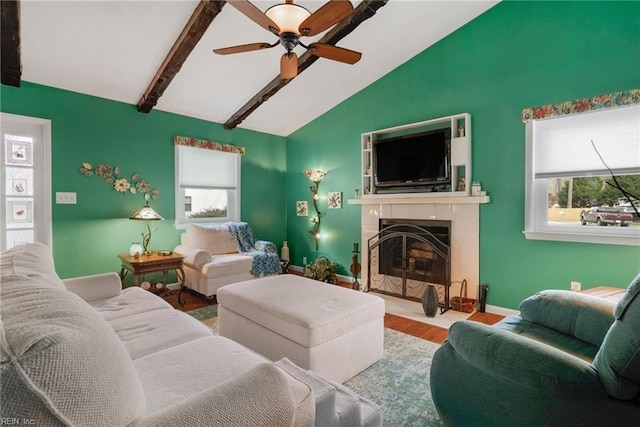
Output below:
[167,277,505,345]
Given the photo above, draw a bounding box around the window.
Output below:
[1,113,52,250]
[174,142,241,227]
[524,102,640,246]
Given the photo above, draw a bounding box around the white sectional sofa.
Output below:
[0,243,314,426]
[175,223,281,298]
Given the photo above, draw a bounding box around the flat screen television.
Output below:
[372,127,451,190]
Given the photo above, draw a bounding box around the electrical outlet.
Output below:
[55,192,77,204]
[570,281,581,292]
[303,256,308,265]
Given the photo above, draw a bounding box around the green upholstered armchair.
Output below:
[431,273,640,427]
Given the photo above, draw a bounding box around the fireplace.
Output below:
[367,219,451,312]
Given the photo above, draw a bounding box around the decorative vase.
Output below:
[280,241,290,261]
[350,243,361,291]
[422,285,439,318]
[129,242,143,258]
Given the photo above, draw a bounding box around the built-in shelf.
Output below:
[361,113,472,198]
[347,195,490,205]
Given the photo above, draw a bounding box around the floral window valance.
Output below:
[521,89,640,123]
[174,136,245,155]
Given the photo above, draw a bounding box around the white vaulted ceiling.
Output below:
[18,0,498,136]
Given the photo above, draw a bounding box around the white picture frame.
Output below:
[296,201,308,216]
[328,192,342,209]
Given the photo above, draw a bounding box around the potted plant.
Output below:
[305,256,338,284]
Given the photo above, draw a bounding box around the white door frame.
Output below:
[1,112,52,250]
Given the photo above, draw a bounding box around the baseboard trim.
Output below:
[485,304,519,316]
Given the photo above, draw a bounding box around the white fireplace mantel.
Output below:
[348,195,490,205]
[358,194,486,304]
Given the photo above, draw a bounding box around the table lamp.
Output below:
[130,203,164,255]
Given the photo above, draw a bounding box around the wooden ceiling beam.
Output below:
[223,0,389,131]
[137,0,226,113]
[1,0,21,87]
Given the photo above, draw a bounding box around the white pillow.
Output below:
[0,242,65,289]
[186,224,238,255]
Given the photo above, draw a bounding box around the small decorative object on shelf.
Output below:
[458,126,465,137]
[457,176,466,192]
[129,242,143,258]
[354,189,360,199]
[350,243,361,291]
[472,181,481,196]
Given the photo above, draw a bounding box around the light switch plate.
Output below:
[56,192,77,204]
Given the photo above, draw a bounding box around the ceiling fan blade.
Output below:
[299,0,354,36]
[308,43,361,64]
[213,42,276,55]
[281,52,298,79]
[228,0,280,34]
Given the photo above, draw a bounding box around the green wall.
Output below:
[286,1,640,309]
[1,82,287,279]
[2,2,638,309]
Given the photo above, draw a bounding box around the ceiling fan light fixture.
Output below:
[265,3,311,35]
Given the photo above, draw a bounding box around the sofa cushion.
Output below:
[186,224,238,255]
[134,335,314,422]
[201,253,254,278]
[0,274,145,425]
[89,286,173,321]
[0,242,65,289]
[594,273,640,399]
[141,362,306,427]
[108,307,214,360]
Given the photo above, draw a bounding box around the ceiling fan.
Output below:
[214,0,362,79]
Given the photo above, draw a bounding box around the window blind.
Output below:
[177,145,238,189]
[533,104,640,178]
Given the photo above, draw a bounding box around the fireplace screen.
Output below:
[367,220,451,313]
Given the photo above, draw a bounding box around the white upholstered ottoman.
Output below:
[217,274,385,383]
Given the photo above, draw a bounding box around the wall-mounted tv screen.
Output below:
[373,128,451,190]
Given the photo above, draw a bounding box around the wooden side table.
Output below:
[118,252,186,306]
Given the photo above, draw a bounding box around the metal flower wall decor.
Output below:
[78,163,159,201]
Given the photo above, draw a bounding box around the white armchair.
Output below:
[175,223,281,298]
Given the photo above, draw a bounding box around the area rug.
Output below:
[187,306,443,426]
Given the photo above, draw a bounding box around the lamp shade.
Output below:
[265,3,310,34]
[130,204,164,221]
[305,170,325,183]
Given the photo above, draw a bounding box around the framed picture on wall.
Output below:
[12,178,28,194]
[296,201,308,216]
[328,192,342,209]
[5,138,33,166]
